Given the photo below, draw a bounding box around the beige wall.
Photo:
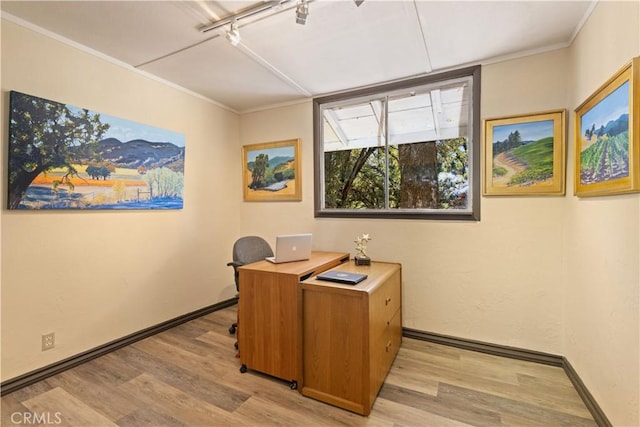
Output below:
[1,19,242,380]
[239,3,639,425]
[240,49,570,355]
[1,1,638,425]
[565,1,640,425]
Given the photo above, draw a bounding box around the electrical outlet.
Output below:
[42,332,55,351]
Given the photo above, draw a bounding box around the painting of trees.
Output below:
[8,91,110,209]
[484,111,565,195]
[242,139,301,201]
[250,153,269,189]
[7,91,186,209]
[143,167,184,198]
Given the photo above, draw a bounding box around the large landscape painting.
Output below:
[8,91,185,210]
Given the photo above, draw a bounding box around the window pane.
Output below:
[314,66,480,220]
[324,147,387,209]
[395,141,438,208]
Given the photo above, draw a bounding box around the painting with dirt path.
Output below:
[484,111,565,196]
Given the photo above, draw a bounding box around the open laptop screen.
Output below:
[265,233,312,263]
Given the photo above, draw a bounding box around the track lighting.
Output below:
[296,0,308,25]
[204,0,371,35]
[225,20,240,46]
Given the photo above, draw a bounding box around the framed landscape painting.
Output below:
[8,91,185,210]
[483,110,566,196]
[242,139,301,202]
[575,57,639,197]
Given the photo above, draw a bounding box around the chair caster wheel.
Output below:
[240,364,247,373]
[229,325,236,334]
[289,380,298,390]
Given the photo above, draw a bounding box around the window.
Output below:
[313,66,480,220]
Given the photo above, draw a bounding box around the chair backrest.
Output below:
[230,236,274,291]
[232,236,274,266]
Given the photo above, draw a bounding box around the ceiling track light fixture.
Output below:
[200,1,290,34]
[201,0,363,35]
[225,20,241,46]
[296,0,309,25]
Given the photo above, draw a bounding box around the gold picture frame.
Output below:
[242,139,302,202]
[574,57,639,197]
[483,110,566,196]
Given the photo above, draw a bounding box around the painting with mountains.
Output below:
[578,81,630,185]
[7,91,185,210]
[242,139,301,201]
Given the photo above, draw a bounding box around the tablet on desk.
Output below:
[316,271,368,285]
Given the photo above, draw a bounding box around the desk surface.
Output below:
[303,261,401,293]
[238,251,350,276]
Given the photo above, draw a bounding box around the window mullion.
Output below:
[383,97,390,210]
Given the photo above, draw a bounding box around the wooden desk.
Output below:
[237,251,349,388]
[300,261,402,415]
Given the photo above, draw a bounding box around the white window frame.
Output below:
[313,66,481,220]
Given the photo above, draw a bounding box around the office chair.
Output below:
[227,236,274,346]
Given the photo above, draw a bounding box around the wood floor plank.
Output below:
[379,382,503,426]
[116,407,187,427]
[44,369,140,421]
[84,350,144,385]
[194,310,237,331]
[1,305,597,426]
[402,338,464,360]
[5,379,53,402]
[1,394,31,426]
[383,357,440,396]
[515,372,594,418]
[117,373,253,426]
[367,397,475,427]
[437,382,597,427]
[120,344,251,413]
[133,332,236,381]
[22,387,117,426]
[232,375,365,426]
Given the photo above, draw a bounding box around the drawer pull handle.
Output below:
[386,340,392,352]
[385,297,392,305]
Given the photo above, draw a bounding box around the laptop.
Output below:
[316,270,368,285]
[265,233,312,264]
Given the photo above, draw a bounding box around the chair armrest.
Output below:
[227,261,244,269]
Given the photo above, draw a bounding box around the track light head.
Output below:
[225,20,240,46]
[296,0,308,25]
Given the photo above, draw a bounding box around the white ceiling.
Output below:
[1,0,596,113]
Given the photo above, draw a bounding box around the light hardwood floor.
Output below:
[1,306,597,426]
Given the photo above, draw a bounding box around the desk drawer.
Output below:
[370,307,401,401]
[382,308,402,368]
[379,270,401,321]
[370,273,401,336]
